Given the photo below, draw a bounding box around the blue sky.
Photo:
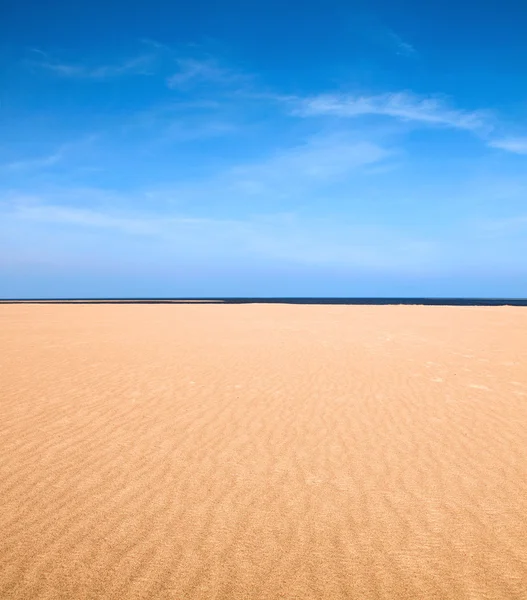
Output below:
[2,0,527,297]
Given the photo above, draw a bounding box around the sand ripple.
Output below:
[1,304,527,599]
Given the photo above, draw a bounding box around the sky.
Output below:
[2,0,527,298]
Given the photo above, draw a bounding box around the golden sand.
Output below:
[1,304,527,599]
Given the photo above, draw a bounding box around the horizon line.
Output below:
[2,297,527,306]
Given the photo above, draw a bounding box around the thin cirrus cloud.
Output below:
[228,135,391,196]
[28,42,518,156]
[1,135,98,172]
[291,92,491,133]
[15,41,527,166]
[166,58,246,89]
[383,28,417,57]
[356,19,418,59]
[29,52,154,79]
[488,138,527,155]
[0,132,391,240]
[148,133,393,206]
[289,90,527,154]
[4,193,439,271]
[3,150,63,171]
[24,42,523,157]
[128,133,392,217]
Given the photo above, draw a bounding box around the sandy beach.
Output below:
[1,303,527,599]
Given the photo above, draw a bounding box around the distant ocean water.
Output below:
[2,298,527,306]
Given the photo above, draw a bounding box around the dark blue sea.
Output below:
[2,298,527,306]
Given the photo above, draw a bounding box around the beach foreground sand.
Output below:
[1,304,527,599]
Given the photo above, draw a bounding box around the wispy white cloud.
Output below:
[488,137,527,154]
[144,133,392,209]
[139,38,172,52]
[166,58,245,89]
[4,133,387,222]
[384,28,417,57]
[1,135,98,172]
[30,53,154,79]
[12,203,157,233]
[357,18,418,59]
[3,193,437,270]
[228,134,391,195]
[3,150,63,171]
[292,91,490,132]
[136,132,393,210]
[0,131,396,270]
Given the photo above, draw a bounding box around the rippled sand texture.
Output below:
[2,304,527,600]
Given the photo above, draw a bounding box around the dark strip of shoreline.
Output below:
[1,298,527,306]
